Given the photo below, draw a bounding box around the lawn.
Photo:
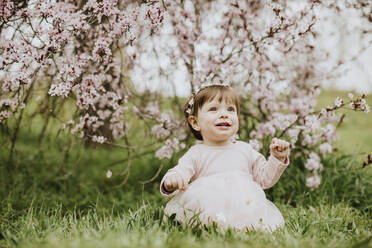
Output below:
[0,90,371,248]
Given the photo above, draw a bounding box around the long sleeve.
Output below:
[159,147,197,197]
[249,148,289,190]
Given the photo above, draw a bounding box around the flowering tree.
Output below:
[126,0,371,189]
[0,0,165,162]
[1,0,370,189]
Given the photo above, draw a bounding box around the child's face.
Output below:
[188,97,239,146]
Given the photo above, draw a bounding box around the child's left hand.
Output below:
[270,138,290,164]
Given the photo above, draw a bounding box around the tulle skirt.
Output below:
[164,171,284,231]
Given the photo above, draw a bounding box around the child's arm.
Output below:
[159,147,197,197]
[249,138,290,189]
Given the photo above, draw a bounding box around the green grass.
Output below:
[1,201,371,248]
[1,89,372,248]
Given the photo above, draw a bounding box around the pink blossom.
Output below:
[255,122,276,138]
[271,113,297,131]
[106,170,112,178]
[155,138,184,159]
[0,0,14,21]
[0,111,11,123]
[319,143,332,155]
[302,134,321,147]
[97,110,112,120]
[304,115,321,132]
[290,97,316,116]
[306,173,321,190]
[321,124,338,143]
[360,99,370,113]
[334,97,343,107]
[83,0,119,23]
[144,102,160,117]
[155,145,173,159]
[92,135,106,144]
[92,37,113,63]
[287,127,301,145]
[305,152,322,171]
[151,124,171,139]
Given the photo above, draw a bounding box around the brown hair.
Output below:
[184,85,240,140]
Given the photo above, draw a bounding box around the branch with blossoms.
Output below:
[245,92,369,190]
[1,0,166,162]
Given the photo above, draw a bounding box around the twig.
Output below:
[138,163,163,184]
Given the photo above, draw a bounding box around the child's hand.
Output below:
[163,172,189,192]
[270,138,290,164]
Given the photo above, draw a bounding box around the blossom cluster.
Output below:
[1,0,165,143]
[133,101,187,157]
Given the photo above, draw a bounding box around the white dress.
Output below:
[160,141,289,231]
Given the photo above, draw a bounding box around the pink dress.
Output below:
[159,141,289,231]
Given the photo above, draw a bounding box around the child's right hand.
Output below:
[164,172,189,192]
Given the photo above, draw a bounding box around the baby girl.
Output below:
[159,83,290,231]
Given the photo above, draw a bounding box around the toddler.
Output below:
[160,83,290,231]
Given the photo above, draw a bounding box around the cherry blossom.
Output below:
[305,152,323,171]
[106,170,113,178]
[334,97,343,107]
[319,143,333,155]
[306,173,321,191]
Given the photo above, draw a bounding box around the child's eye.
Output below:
[208,107,217,111]
[228,106,236,112]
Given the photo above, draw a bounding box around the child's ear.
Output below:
[188,115,200,131]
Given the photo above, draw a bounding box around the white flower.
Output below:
[271,113,297,131]
[320,108,327,116]
[92,135,106,144]
[144,101,160,116]
[305,152,322,171]
[364,104,370,113]
[306,174,321,190]
[334,97,343,107]
[319,143,332,155]
[155,144,173,159]
[348,93,354,99]
[106,170,112,178]
[287,127,300,145]
[360,99,370,113]
[151,124,171,139]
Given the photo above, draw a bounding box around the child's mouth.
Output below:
[216,122,231,127]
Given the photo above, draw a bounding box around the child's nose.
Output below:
[219,110,228,118]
